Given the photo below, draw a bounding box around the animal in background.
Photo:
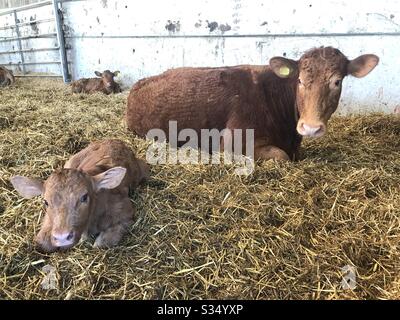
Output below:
[71,70,122,94]
[0,66,15,87]
[11,139,149,253]
[126,46,379,161]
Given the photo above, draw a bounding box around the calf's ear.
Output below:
[94,71,102,77]
[93,167,127,191]
[269,57,298,78]
[10,176,43,198]
[348,54,379,78]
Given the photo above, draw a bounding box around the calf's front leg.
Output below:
[93,222,130,248]
[93,197,134,248]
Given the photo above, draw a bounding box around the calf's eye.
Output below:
[80,193,89,203]
[334,80,341,86]
[43,199,49,207]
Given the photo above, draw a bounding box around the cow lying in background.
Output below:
[71,70,122,94]
[0,66,15,87]
[126,46,379,161]
[11,139,149,253]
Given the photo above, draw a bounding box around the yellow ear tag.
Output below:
[279,66,291,77]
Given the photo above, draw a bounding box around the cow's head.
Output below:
[95,70,120,90]
[270,47,379,137]
[11,167,126,251]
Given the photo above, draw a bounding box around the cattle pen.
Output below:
[1,79,399,300]
[1,0,400,302]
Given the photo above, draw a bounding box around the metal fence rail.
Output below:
[0,0,70,82]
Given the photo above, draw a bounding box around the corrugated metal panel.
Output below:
[0,0,40,10]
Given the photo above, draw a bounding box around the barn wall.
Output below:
[1,0,400,113]
[0,0,40,10]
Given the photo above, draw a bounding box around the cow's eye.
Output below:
[80,193,89,203]
[43,199,49,207]
[334,79,342,87]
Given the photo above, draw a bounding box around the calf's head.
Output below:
[270,47,379,137]
[95,70,120,90]
[11,167,126,250]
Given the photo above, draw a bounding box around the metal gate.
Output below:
[0,0,69,82]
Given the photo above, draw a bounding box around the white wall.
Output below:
[2,0,400,113]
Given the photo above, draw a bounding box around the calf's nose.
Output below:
[52,231,75,247]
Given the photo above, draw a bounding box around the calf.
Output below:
[0,66,15,87]
[71,70,122,94]
[126,47,379,161]
[11,139,149,253]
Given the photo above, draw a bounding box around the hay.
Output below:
[0,78,399,300]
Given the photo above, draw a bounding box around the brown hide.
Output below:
[127,65,300,159]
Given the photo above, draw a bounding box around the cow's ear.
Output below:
[10,176,43,199]
[93,167,126,191]
[348,54,379,78]
[94,71,102,77]
[269,57,298,78]
[113,71,120,76]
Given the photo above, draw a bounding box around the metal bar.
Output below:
[52,0,70,83]
[0,47,60,55]
[1,61,61,65]
[0,18,54,30]
[0,33,57,43]
[12,10,26,74]
[64,32,400,39]
[0,1,52,16]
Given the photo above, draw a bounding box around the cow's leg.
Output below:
[254,139,290,161]
[255,145,290,161]
[35,214,57,253]
[93,197,134,248]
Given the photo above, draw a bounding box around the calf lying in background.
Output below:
[11,139,149,253]
[0,66,15,87]
[71,70,122,94]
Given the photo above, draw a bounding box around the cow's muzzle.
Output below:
[297,120,326,138]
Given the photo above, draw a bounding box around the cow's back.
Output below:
[126,67,259,137]
[71,78,103,93]
[64,139,148,192]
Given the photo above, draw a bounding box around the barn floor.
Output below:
[0,79,399,300]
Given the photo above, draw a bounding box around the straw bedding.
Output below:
[0,79,399,299]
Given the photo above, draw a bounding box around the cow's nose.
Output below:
[298,122,325,137]
[52,231,75,247]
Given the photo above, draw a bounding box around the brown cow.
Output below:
[0,66,15,87]
[126,47,379,161]
[10,139,149,253]
[71,70,122,94]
